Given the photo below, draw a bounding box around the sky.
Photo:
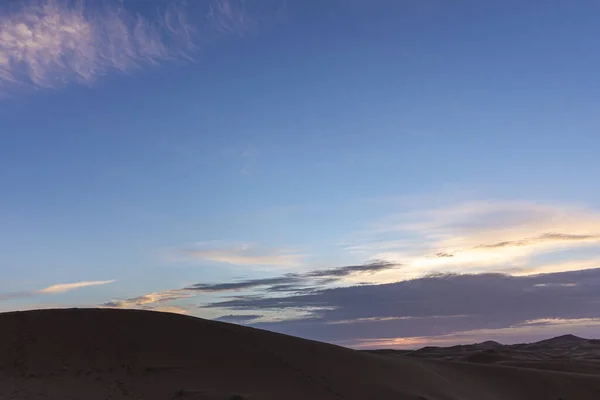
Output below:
[1,0,600,349]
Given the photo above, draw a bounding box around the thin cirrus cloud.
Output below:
[102,289,194,309]
[177,242,308,267]
[37,279,115,294]
[0,0,270,95]
[0,279,115,301]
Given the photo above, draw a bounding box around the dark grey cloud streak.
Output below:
[475,233,599,249]
[184,260,398,293]
[200,268,600,346]
[100,260,400,312]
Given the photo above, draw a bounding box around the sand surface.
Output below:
[1,308,599,399]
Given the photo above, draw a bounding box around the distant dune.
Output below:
[366,333,600,376]
[1,309,600,399]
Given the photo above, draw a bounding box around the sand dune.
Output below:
[369,333,600,378]
[1,309,600,399]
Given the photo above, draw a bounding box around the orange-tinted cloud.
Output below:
[344,200,600,282]
[38,280,115,294]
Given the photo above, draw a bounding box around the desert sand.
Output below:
[1,308,599,399]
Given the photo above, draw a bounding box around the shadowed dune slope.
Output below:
[1,308,600,400]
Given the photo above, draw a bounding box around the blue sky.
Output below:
[2,0,600,348]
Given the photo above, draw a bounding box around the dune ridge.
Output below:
[367,332,600,376]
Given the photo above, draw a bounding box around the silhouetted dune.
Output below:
[529,334,589,347]
[475,340,503,349]
[1,308,600,400]
[368,332,600,380]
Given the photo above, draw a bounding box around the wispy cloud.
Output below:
[102,289,193,308]
[326,315,470,325]
[0,0,272,95]
[345,201,600,280]
[37,279,115,294]
[1,279,115,301]
[1,0,170,93]
[177,242,307,267]
[185,276,304,293]
[474,233,599,250]
[305,261,396,278]
[207,0,258,36]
